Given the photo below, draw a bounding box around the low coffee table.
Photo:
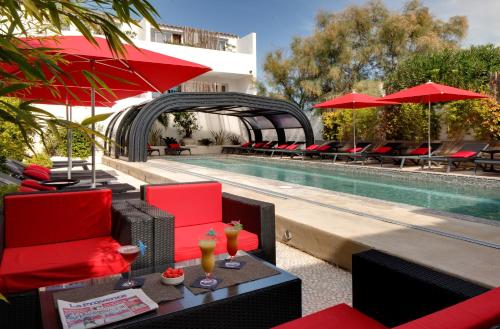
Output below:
[39,254,302,329]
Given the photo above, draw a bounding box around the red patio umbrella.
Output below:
[378,81,487,164]
[313,92,398,149]
[6,36,212,186]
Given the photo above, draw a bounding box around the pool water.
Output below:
[170,157,500,221]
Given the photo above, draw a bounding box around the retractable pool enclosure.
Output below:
[105,92,314,162]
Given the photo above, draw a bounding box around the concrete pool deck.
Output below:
[103,155,500,288]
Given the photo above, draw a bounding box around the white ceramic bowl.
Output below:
[161,273,184,285]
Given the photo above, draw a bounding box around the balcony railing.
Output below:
[150,26,235,52]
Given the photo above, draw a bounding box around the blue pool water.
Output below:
[170,157,500,221]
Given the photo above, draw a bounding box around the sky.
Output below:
[148,0,500,80]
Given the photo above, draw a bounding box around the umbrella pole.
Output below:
[68,105,73,179]
[65,101,71,179]
[353,110,356,150]
[91,60,96,188]
[428,101,431,169]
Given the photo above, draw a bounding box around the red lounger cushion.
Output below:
[18,186,36,192]
[272,303,388,329]
[3,189,112,248]
[410,147,429,155]
[373,146,392,154]
[395,287,500,329]
[276,144,289,149]
[450,151,477,158]
[346,147,363,153]
[0,237,128,293]
[253,142,267,148]
[286,144,299,150]
[169,143,181,150]
[316,145,331,151]
[174,222,259,262]
[143,182,222,228]
[23,168,50,181]
[306,144,319,151]
[21,179,56,191]
[241,142,251,148]
[26,164,51,174]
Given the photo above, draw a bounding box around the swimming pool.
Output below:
[170,157,500,221]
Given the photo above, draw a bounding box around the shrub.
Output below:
[24,152,53,168]
[148,128,163,145]
[0,119,30,161]
[210,129,228,145]
[56,129,91,159]
[0,184,19,206]
[162,137,177,145]
[381,104,441,142]
[198,138,213,146]
[228,134,242,145]
[322,108,381,142]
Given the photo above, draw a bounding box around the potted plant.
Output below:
[173,112,200,145]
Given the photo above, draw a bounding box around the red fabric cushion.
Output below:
[262,143,273,149]
[21,179,56,191]
[373,146,392,154]
[144,182,222,228]
[23,168,50,181]
[18,186,36,192]
[272,303,388,329]
[3,189,112,248]
[276,144,289,149]
[286,144,299,150]
[26,164,51,174]
[410,147,429,155]
[316,145,331,151]
[395,287,500,329]
[0,237,128,293]
[346,147,363,153]
[174,222,259,262]
[306,144,319,151]
[241,142,251,148]
[253,142,267,148]
[169,143,181,149]
[451,151,477,158]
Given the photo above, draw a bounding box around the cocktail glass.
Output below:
[118,245,140,288]
[224,226,241,268]
[199,239,217,287]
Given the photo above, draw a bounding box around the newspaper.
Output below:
[57,289,158,329]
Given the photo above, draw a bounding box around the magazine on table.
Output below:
[57,289,158,329]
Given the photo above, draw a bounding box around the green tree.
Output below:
[173,112,200,138]
[0,0,160,151]
[261,0,467,110]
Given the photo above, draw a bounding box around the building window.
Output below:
[217,38,228,51]
[172,33,182,44]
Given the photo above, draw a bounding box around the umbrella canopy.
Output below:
[378,81,487,163]
[313,92,398,148]
[6,35,212,186]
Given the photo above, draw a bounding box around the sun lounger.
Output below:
[474,158,500,175]
[380,143,442,168]
[165,143,191,155]
[221,141,253,154]
[346,142,404,165]
[420,142,489,173]
[271,142,304,157]
[281,141,344,160]
[320,142,372,162]
[147,143,160,156]
[51,160,90,170]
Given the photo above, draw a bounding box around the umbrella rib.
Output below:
[117,59,162,93]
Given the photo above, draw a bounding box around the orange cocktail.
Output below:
[224,226,241,268]
[198,239,217,287]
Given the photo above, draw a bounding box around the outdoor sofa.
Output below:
[320,142,372,162]
[420,142,489,172]
[274,249,499,329]
[140,181,276,265]
[345,142,404,165]
[0,188,166,328]
[379,142,442,169]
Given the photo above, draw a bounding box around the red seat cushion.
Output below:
[373,146,392,154]
[306,144,319,151]
[26,164,51,174]
[174,222,259,262]
[395,287,500,329]
[286,144,299,150]
[23,168,50,181]
[316,145,331,151]
[276,144,289,149]
[21,179,56,191]
[450,150,477,158]
[410,147,429,155]
[0,237,128,293]
[241,142,251,148]
[346,147,363,153]
[18,186,36,192]
[272,303,388,329]
[3,189,112,248]
[169,143,181,150]
[253,142,267,148]
[143,182,222,228]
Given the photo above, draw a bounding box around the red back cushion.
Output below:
[346,147,363,153]
[144,182,222,228]
[26,164,50,174]
[451,151,477,158]
[23,168,50,181]
[169,143,181,149]
[316,145,331,151]
[373,146,392,154]
[3,189,112,248]
[276,144,289,149]
[147,143,153,150]
[394,287,500,329]
[306,144,319,151]
[410,147,429,155]
[241,142,251,148]
[21,179,56,191]
[286,144,299,150]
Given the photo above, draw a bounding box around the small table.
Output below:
[40,179,80,190]
[39,255,301,329]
